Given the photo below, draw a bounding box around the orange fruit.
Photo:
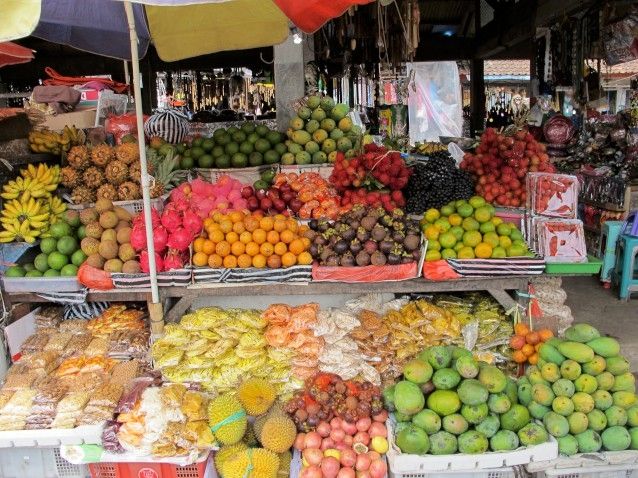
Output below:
[289,239,305,255]
[203,218,214,228]
[267,255,282,269]
[474,242,493,259]
[192,252,208,267]
[229,211,244,223]
[514,323,530,336]
[280,230,295,244]
[274,242,288,256]
[512,350,527,364]
[231,241,246,256]
[237,254,252,268]
[534,343,542,352]
[243,216,260,232]
[521,344,535,357]
[239,231,253,244]
[259,216,274,232]
[252,254,267,268]
[232,221,246,234]
[219,219,233,234]
[528,353,539,365]
[215,241,231,257]
[281,252,297,267]
[297,251,313,265]
[245,242,260,257]
[266,230,280,245]
[299,224,309,234]
[226,231,239,244]
[212,211,224,222]
[208,254,223,268]
[538,329,554,341]
[286,219,299,233]
[193,237,206,253]
[273,219,288,233]
[223,255,238,268]
[207,222,221,231]
[202,240,216,255]
[260,242,274,257]
[301,237,311,249]
[525,332,540,345]
[209,229,224,243]
[252,229,267,245]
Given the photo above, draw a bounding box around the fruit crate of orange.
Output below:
[190,210,313,284]
[510,322,555,368]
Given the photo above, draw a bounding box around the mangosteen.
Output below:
[361,215,377,231]
[334,240,349,255]
[412,249,421,260]
[392,209,405,220]
[329,235,339,246]
[325,255,339,267]
[350,204,367,219]
[320,247,334,262]
[317,219,330,232]
[314,235,327,246]
[340,253,355,267]
[371,225,387,241]
[404,234,420,252]
[356,251,371,266]
[349,239,362,255]
[380,215,394,227]
[387,253,402,265]
[363,240,378,254]
[309,219,319,231]
[309,244,320,258]
[401,255,413,264]
[304,229,317,241]
[356,227,370,242]
[392,230,405,243]
[342,228,356,241]
[379,240,393,254]
[370,207,385,219]
[370,251,387,266]
[349,219,360,230]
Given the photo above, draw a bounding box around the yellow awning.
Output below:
[0,0,40,42]
[145,0,289,62]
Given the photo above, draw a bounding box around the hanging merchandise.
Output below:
[603,8,638,65]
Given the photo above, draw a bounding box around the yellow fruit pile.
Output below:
[28,126,83,155]
[192,211,313,269]
[0,164,65,243]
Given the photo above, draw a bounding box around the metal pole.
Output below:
[124,1,160,304]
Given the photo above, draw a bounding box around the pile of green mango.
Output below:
[521,323,637,455]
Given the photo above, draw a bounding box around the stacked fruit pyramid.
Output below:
[284,96,361,164]
[387,345,548,455]
[421,196,533,261]
[524,324,638,455]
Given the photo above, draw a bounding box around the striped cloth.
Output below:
[64,302,110,320]
[36,288,88,305]
[144,110,189,144]
[110,269,192,288]
[447,257,546,276]
[193,265,312,284]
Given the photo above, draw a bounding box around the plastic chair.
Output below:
[621,210,638,236]
[613,233,638,301]
[598,221,624,284]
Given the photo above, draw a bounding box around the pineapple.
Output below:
[105,160,129,185]
[117,181,141,201]
[115,143,139,165]
[60,166,80,188]
[91,144,115,167]
[128,161,154,183]
[83,167,105,189]
[67,145,90,170]
[71,186,96,205]
[96,184,118,201]
[150,154,181,198]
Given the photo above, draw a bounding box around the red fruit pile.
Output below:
[341,188,405,212]
[330,145,412,192]
[460,128,555,207]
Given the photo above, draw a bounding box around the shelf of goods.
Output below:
[2,276,531,325]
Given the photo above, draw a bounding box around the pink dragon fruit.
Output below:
[166,227,192,252]
[163,249,185,271]
[130,224,147,251]
[153,226,169,253]
[140,250,164,273]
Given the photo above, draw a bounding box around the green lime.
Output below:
[225,142,239,156]
[198,154,214,168]
[215,155,231,169]
[43,269,59,277]
[34,253,49,273]
[212,146,225,158]
[261,170,276,183]
[40,237,57,254]
[77,225,86,240]
[249,152,264,167]
[231,153,248,168]
[239,142,254,155]
[180,157,195,169]
[57,236,78,256]
[4,265,26,277]
[202,138,215,152]
[253,180,269,191]
[26,270,43,277]
[264,150,280,164]
[49,222,72,239]
[190,146,205,159]
[60,264,79,276]
[23,263,35,272]
[71,250,87,267]
[47,251,69,271]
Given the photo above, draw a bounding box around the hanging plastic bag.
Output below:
[77,263,114,290]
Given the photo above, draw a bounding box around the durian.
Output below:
[238,378,276,416]
[215,443,247,478]
[277,451,292,477]
[208,394,247,445]
[260,413,297,453]
[222,448,279,478]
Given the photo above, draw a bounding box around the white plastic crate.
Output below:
[389,468,516,478]
[527,450,638,478]
[66,194,167,215]
[0,447,88,478]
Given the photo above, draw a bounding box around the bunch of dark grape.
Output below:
[404,151,475,213]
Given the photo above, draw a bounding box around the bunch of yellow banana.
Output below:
[1,164,60,202]
[413,142,448,155]
[28,126,82,155]
[0,198,50,243]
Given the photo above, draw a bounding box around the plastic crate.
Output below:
[526,450,638,478]
[88,454,212,478]
[66,195,167,215]
[0,447,89,478]
[195,166,277,185]
[544,255,603,275]
[535,469,638,478]
[389,468,515,478]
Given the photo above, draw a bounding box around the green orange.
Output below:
[448,214,463,227]
[462,230,482,248]
[474,206,493,224]
[426,250,442,262]
[441,248,457,259]
[439,232,457,249]
[475,242,493,259]
[462,217,480,232]
[434,218,452,232]
[458,246,475,259]
[483,232,500,248]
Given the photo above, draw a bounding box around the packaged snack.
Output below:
[77,405,114,425]
[58,319,88,334]
[20,332,50,354]
[63,334,93,358]
[85,338,109,357]
[44,332,74,352]
[110,360,140,387]
[35,306,63,328]
[1,388,36,416]
[89,383,124,408]
[57,392,90,413]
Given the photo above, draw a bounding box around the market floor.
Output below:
[563,276,638,372]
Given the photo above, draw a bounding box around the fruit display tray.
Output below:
[110,268,192,288]
[1,276,83,293]
[195,166,275,185]
[0,424,103,448]
[386,419,558,475]
[280,164,334,180]
[290,449,389,478]
[192,265,312,284]
[544,255,603,275]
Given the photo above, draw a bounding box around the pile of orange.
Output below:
[192,210,313,269]
[510,322,554,365]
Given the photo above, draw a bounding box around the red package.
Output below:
[312,262,417,282]
[422,260,461,280]
[77,263,114,290]
[105,114,148,144]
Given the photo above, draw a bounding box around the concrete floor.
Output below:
[563,276,638,372]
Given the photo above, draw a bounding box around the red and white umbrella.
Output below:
[0,41,34,68]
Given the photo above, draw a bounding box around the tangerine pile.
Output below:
[510,322,554,365]
[192,210,313,269]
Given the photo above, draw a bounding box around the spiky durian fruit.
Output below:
[91,144,114,167]
[208,394,247,446]
[67,145,90,170]
[259,413,297,453]
[71,186,96,204]
[237,378,276,416]
[117,181,141,201]
[104,160,129,185]
[60,166,81,188]
[115,142,139,165]
[96,183,118,201]
[215,443,248,478]
[222,448,279,478]
[83,166,105,189]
